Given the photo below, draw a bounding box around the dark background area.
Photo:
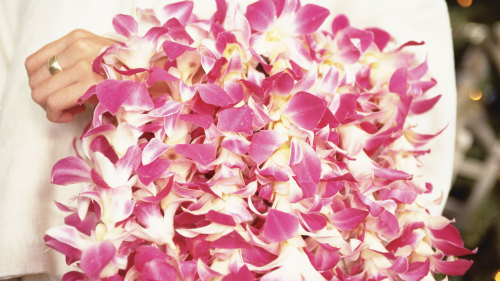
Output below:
[444,0,500,280]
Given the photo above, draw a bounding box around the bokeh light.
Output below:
[469,89,483,101]
[458,0,473,8]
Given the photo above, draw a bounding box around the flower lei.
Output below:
[45,1,475,280]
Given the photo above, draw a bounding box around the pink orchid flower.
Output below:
[246,0,329,70]
[45,1,474,280]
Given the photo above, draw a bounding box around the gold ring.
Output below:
[47,56,63,74]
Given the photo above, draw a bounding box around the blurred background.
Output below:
[444,0,500,280]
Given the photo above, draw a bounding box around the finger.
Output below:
[28,37,106,89]
[25,29,93,75]
[45,76,103,122]
[31,59,93,108]
[54,105,87,123]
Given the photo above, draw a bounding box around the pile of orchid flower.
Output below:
[45,0,475,280]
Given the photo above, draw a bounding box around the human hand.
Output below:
[25,29,116,123]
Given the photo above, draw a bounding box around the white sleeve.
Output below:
[0,0,135,278]
[0,0,23,102]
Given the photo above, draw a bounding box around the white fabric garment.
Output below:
[0,1,136,278]
[0,0,455,278]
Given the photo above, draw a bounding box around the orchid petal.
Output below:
[376,210,400,237]
[430,224,477,256]
[305,245,340,271]
[137,158,171,186]
[331,208,368,231]
[331,14,349,37]
[113,14,138,37]
[163,1,194,26]
[398,259,430,281]
[212,231,249,249]
[97,80,153,114]
[122,82,154,112]
[142,138,169,165]
[197,259,222,280]
[198,83,242,107]
[433,258,473,276]
[374,167,412,182]
[180,261,198,281]
[51,156,91,185]
[263,72,295,96]
[301,212,327,232]
[116,145,141,178]
[141,259,178,280]
[61,272,86,281]
[179,82,197,102]
[163,40,196,60]
[164,18,194,44]
[319,67,339,94]
[213,0,227,24]
[221,135,251,155]
[147,67,178,86]
[246,0,276,32]
[294,4,330,35]
[249,130,287,165]
[241,247,277,267]
[410,95,442,115]
[263,209,299,243]
[64,212,98,236]
[222,265,254,281]
[206,57,227,83]
[89,136,118,163]
[274,0,298,16]
[45,226,87,250]
[179,113,214,130]
[149,98,182,117]
[80,241,116,280]
[289,138,303,166]
[44,228,84,265]
[291,140,321,198]
[215,31,238,54]
[258,165,291,182]
[206,210,236,226]
[378,184,418,204]
[365,27,390,51]
[283,91,327,130]
[175,143,215,166]
[389,68,408,96]
[334,93,360,125]
[218,106,254,135]
[134,245,167,271]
